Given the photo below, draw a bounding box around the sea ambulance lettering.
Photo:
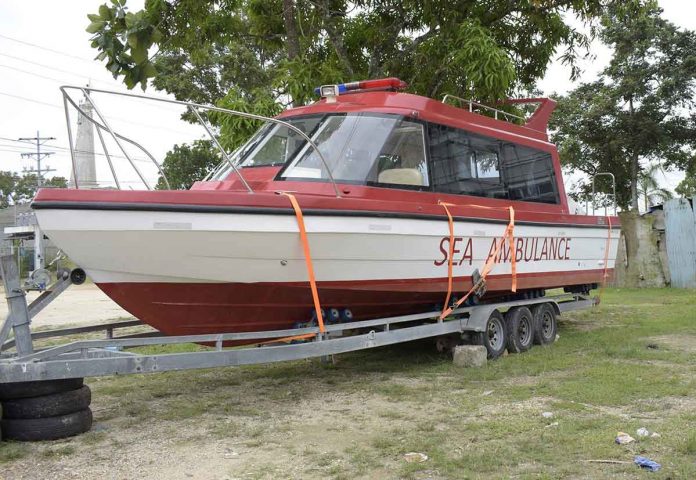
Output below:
[435,236,572,266]
[434,237,473,266]
[486,237,572,263]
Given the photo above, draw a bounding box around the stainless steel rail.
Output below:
[588,172,618,216]
[441,94,526,123]
[60,86,342,197]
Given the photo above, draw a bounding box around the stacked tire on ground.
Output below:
[476,303,558,359]
[0,378,92,441]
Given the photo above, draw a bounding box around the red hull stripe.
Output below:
[96,269,609,337]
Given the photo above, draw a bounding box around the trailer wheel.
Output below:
[1,385,91,420]
[505,307,534,353]
[0,378,84,401]
[1,408,92,442]
[474,310,507,359]
[532,303,557,345]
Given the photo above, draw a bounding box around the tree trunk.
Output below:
[283,0,300,61]
[628,97,640,211]
[630,153,640,211]
[321,1,354,78]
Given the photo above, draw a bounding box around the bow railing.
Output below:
[60,86,341,197]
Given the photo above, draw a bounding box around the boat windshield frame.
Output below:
[211,112,432,192]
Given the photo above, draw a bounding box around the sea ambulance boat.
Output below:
[32,79,620,336]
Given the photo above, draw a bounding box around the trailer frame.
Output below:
[0,254,594,384]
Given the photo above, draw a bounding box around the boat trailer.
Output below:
[0,254,594,384]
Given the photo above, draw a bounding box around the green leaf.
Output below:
[98,4,112,21]
[124,11,135,29]
[150,27,162,43]
[124,73,137,89]
[127,32,139,49]
[86,21,105,34]
[131,45,148,64]
[142,62,157,78]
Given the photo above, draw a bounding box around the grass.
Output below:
[0,287,695,479]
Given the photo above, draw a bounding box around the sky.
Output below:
[0,0,693,192]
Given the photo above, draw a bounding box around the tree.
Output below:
[637,163,673,212]
[0,173,68,207]
[0,171,19,208]
[551,2,696,211]
[675,164,696,198]
[88,0,607,111]
[155,140,220,190]
[88,0,614,188]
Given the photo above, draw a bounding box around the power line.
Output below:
[0,63,75,85]
[0,34,94,64]
[0,137,34,144]
[0,91,63,109]
[0,91,195,136]
[0,138,157,165]
[0,52,100,80]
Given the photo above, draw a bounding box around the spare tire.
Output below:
[0,378,84,401]
[1,385,91,419]
[1,408,92,441]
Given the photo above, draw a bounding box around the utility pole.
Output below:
[19,131,56,187]
[17,131,56,272]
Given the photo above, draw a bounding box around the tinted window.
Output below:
[500,143,559,203]
[429,124,506,199]
[428,123,559,204]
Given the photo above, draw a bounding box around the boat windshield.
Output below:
[208,115,323,180]
[209,113,429,189]
[280,114,428,188]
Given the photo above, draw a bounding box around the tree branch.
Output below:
[319,0,354,77]
[283,0,301,61]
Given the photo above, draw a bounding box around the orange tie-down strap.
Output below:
[438,202,516,320]
[280,192,326,335]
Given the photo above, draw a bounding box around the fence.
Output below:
[664,197,696,288]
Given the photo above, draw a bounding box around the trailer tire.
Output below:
[0,378,84,401]
[1,408,92,441]
[1,385,91,420]
[474,310,507,359]
[505,307,534,353]
[532,303,557,345]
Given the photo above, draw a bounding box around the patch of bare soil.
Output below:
[648,334,696,353]
[0,283,130,329]
[0,377,440,480]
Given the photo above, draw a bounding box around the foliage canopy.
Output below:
[551,1,696,210]
[87,0,607,175]
[0,172,67,208]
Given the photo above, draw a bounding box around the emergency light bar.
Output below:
[314,77,408,97]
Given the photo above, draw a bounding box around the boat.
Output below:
[32,79,620,337]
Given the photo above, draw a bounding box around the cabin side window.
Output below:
[428,124,506,199]
[427,123,559,204]
[500,143,559,203]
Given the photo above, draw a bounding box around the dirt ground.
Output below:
[1,288,695,479]
[0,284,130,329]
